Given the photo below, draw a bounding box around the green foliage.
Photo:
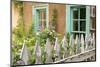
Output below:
[50,8,58,30]
[37,28,61,46]
[52,8,58,23]
[66,33,70,45]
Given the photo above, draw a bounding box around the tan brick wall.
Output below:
[49,4,66,36]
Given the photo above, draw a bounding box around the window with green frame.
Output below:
[33,5,48,32]
[71,6,86,39]
[36,8,46,31]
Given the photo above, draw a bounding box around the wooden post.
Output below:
[62,35,67,58]
[54,37,61,61]
[34,40,42,64]
[20,40,29,65]
[75,35,78,54]
[69,35,74,55]
[89,33,92,49]
[85,34,88,50]
[81,34,85,53]
[92,33,95,48]
[45,38,53,63]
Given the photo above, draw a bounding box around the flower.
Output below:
[36,32,40,36]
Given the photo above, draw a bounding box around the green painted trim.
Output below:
[32,5,49,32]
[86,6,90,35]
[66,5,71,33]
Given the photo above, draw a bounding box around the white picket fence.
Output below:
[17,33,95,65]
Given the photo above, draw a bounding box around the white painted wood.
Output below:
[89,33,93,49]
[54,37,61,61]
[45,38,53,63]
[19,33,96,64]
[69,35,74,55]
[90,33,95,48]
[85,34,88,50]
[62,35,67,58]
[34,40,42,64]
[81,34,85,53]
[20,40,29,65]
[92,33,95,48]
[75,35,78,54]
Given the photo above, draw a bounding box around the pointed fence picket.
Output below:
[62,35,68,58]
[20,40,29,65]
[54,37,61,61]
[34,40,42,64]
[45,38,53,63]
[81,34,85,53]
[18,33,95,65]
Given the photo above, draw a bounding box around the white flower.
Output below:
[36,32,40,36]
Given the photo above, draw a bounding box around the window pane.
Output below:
[80,8,86,19]
[80,21,86,31]
[73,8,78,19]
[73,21,78,31]
[37,9,46,31]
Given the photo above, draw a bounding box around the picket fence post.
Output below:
[54,37,61,61]
[74,35,78,54]
[85,34,88,50]
[20,40,29,65]
[69,35,74,55]
[34,40,42,64]
[45,38,53,63]
[81,34,85,53]
[62,35,69,58]
[92,33,95,48]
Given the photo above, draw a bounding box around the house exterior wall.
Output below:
[49,4,66,36]
[23,2,33,32]
[12,2,66,35]
[12,2,20,30]
[13,2,96,37]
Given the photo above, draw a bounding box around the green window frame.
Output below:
[66,5,90,39]
[33,4,49,32]
[71,6,86,39]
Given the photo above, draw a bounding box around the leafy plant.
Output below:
[50,8,58,30]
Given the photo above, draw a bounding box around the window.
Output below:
[34,5,48,32]
[37,9,46,31]
[71,6,86,39]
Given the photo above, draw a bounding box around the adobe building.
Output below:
[12,2,66,36]
[12,1,96,37]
